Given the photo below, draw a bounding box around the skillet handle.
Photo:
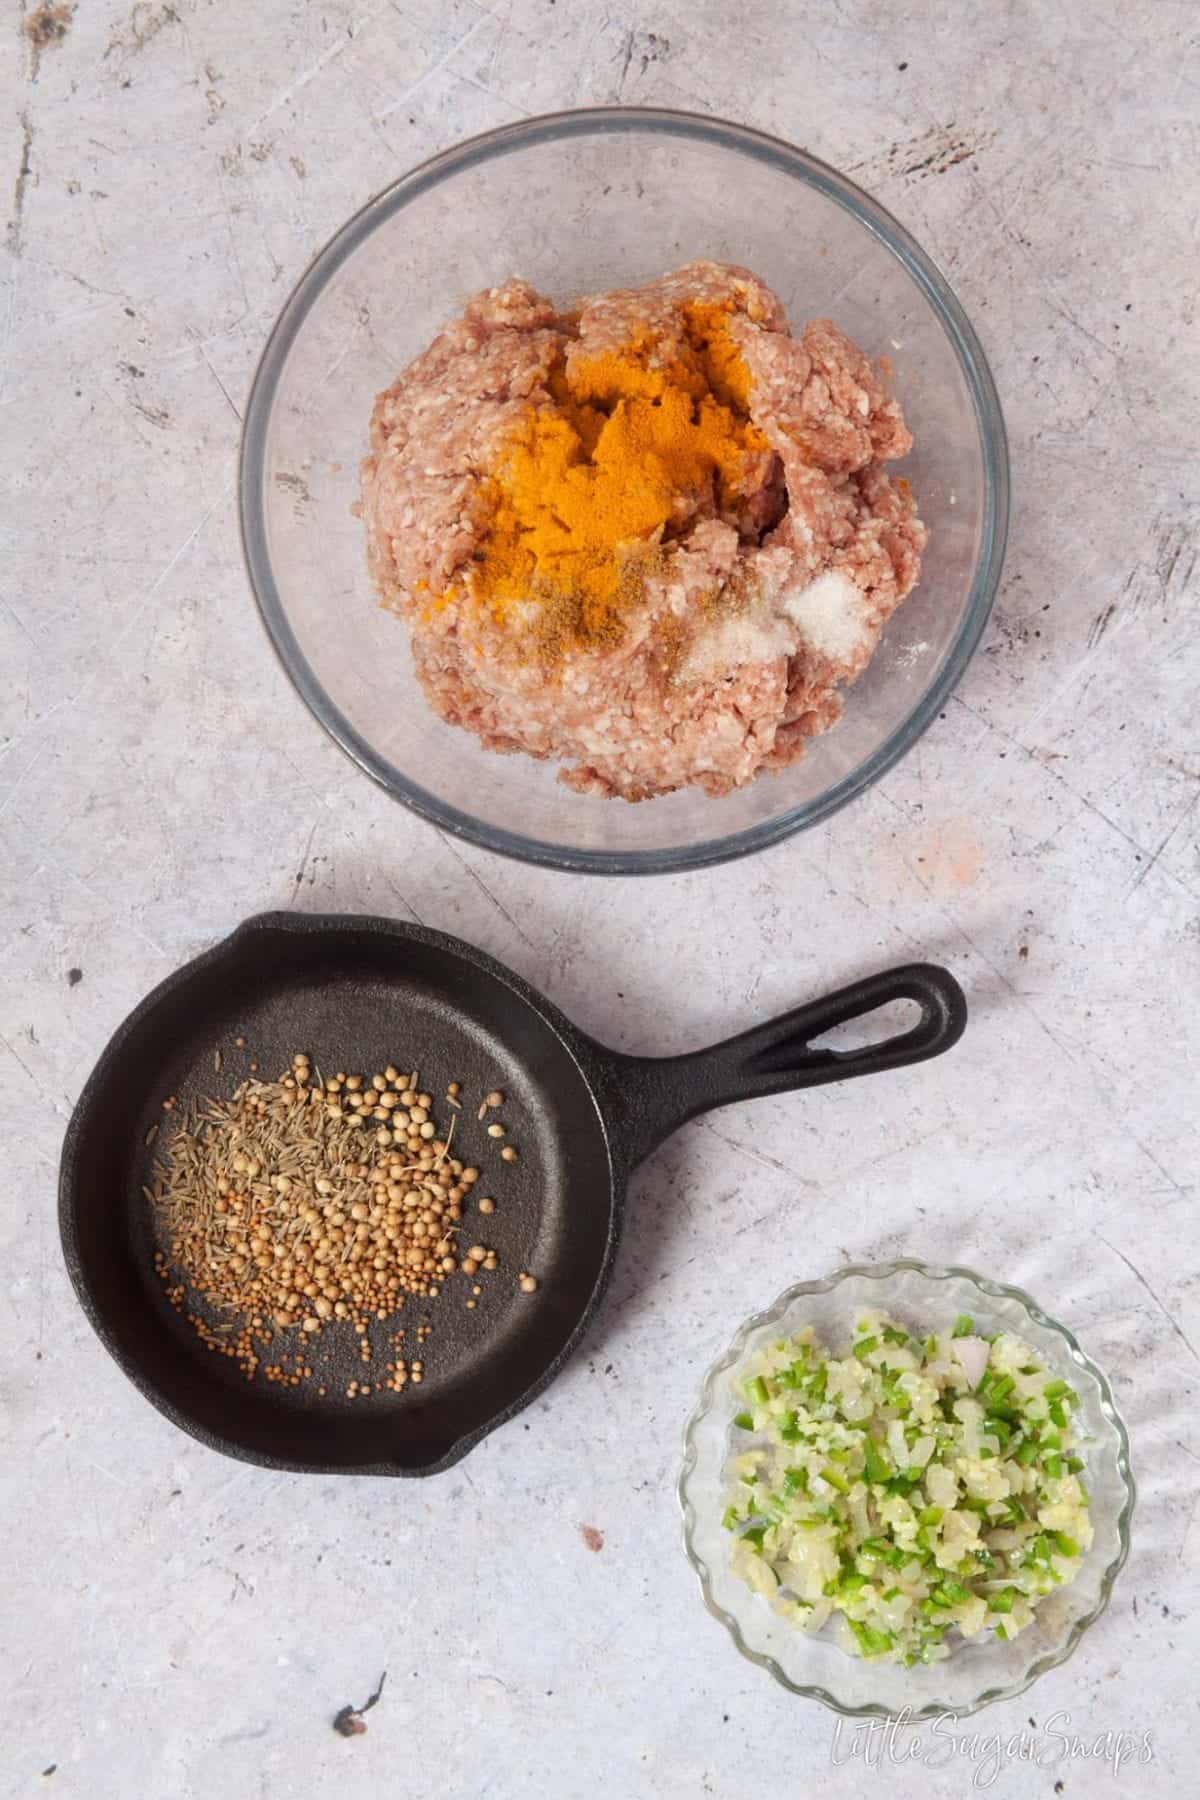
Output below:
[595,963,966,1173]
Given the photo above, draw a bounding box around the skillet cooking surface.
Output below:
[62,917,613,1473]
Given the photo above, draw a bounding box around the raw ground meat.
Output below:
[360,261,926,801]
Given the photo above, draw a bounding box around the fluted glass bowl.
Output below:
[241,107,1008,873]
[678,1261,1134,1717]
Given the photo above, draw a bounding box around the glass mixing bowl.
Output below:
[678,1262,1135,1718]
[240,107,1008,873]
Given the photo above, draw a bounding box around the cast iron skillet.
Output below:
[60,912,966,1476]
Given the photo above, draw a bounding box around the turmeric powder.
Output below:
[459,302,768,652]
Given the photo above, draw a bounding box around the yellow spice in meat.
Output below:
[461,303,767,649]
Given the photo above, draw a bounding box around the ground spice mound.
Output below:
[361,260,926,801]
[464,303,772,650]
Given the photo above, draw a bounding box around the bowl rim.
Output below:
[239,104,1010,875]
[677,1258,1136,1719]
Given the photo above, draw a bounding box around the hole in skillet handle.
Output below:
[804,996,924,1056]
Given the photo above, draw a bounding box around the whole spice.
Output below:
[148,1056,537,1393]
[148,1058,487,1380]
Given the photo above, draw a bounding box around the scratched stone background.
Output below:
[1,1,1198,1796]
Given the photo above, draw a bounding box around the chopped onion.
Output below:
[952,1335,990,1389]
[721,1310,1093,1666]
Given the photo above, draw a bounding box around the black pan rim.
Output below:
[58,910,621,1477]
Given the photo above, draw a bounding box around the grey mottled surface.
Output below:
[2,2,1198,1796]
